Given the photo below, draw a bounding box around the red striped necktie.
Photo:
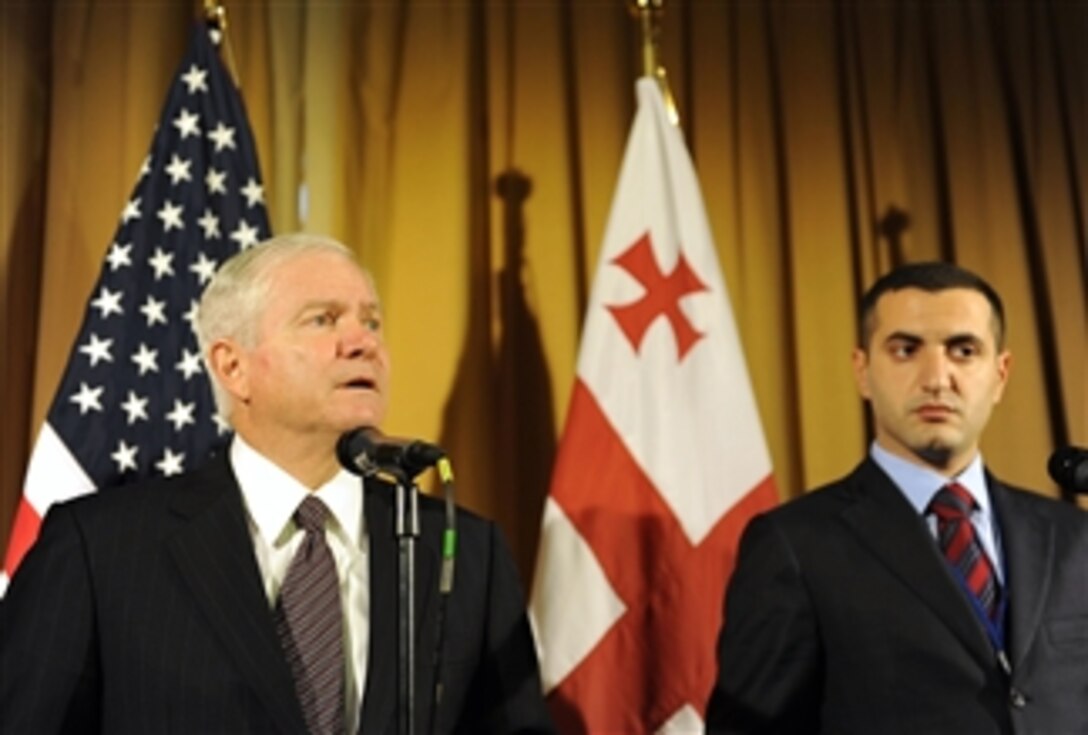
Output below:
[928,482,1000,621]
[275,496,346,735]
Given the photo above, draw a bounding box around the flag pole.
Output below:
[627,0,680,124]
[203,0,240,87]
[629,0,663,77]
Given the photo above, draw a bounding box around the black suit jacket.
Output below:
[0,453,554,734]
[706,458,1088,734]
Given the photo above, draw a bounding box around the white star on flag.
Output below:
[121,198,142,224]
[148,247,176,280]
[205,167,227,194]
[182,300,199,327]
[240,177,264,207]
[106,242,133,271]
[155,448,186,477]
[180,64,208,94]
[207,121,236,152]
[165,154,193,185]
[90,287,124,319]
[165,399,196,431]
[173,108,201,139]
[110,440,139,473]
[197,209,221,239]
[131,343,160,376]
[78,333,114,367]
[120,391,150,425]
[69,382,105,415]
[157,200,185,232]
[189,252,218,283]
[230,218,260,249]
[175,349,204,380]
[139,295,168,327]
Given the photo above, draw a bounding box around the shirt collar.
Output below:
[869,441,991,517]
[231,434,365,548]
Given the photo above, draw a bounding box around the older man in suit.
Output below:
[706,262,1088,733]
[0,233,554,734]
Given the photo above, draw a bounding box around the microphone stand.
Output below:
[335,429,456,735]
[391,468,419,735]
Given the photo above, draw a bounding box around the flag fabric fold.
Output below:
[530,77,778,733]
[1,23,271,595]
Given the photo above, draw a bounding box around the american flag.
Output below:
[1,22,271,594]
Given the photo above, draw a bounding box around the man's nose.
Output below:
[918,348,953,392]
[339,318,381,357]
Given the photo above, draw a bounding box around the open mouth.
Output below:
[343,377,377,391]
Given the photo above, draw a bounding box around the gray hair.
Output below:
[195,232,361,418]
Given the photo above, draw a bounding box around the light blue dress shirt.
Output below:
[869,441,1004,582]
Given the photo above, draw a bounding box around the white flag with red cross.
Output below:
[529,77,778,734]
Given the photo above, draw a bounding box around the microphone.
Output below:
[336,427,445,480]
[1047,446,1088,494]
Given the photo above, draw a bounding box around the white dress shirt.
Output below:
[231,435,369,734]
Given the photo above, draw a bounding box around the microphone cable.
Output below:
[429,456,457,735]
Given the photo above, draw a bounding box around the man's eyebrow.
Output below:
[881,331,987,349]
[883,331,922,344]
[296,299,339,313]
[945,332,984,345]
[296,298,381,310]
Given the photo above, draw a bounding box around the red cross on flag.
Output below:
[530,78,778,733]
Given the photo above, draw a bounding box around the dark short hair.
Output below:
[858,261,1006,349]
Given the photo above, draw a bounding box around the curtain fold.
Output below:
[2,0,1084,581]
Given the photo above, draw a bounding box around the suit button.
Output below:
[1009,688,1027,708]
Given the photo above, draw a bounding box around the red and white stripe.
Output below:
[0,424,96,596]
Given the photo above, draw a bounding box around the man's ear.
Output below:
[991,349,1013,404]
[852,347,872,400]
[207,339,250,404]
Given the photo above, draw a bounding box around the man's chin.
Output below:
[331,396,385,425]
[908,433,964,469]
[912,446,950,469]
[338,410,386,433]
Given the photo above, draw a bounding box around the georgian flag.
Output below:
[529,78,778,733]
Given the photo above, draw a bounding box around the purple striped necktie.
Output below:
[928,482,1001,622]
[275,495,346,735]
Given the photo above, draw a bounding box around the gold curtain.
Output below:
[2,0,1085,583]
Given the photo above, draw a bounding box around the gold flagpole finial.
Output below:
[627,0,679,124]
[200,0,240,87]
[203,0,227,31]
[628,0,664,78]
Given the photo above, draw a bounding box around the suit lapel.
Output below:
[166,454,308,735]
[360,480,438,734]
[839,460,995,667]
[989,479,1055,670]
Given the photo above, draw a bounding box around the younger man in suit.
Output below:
[706,262,1088,733]
[1,233,554,734]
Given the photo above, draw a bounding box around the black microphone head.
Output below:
[402,440,446,473]
[336,426,444,480]
[1048,446,1088,493]
[336,427,381,476]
